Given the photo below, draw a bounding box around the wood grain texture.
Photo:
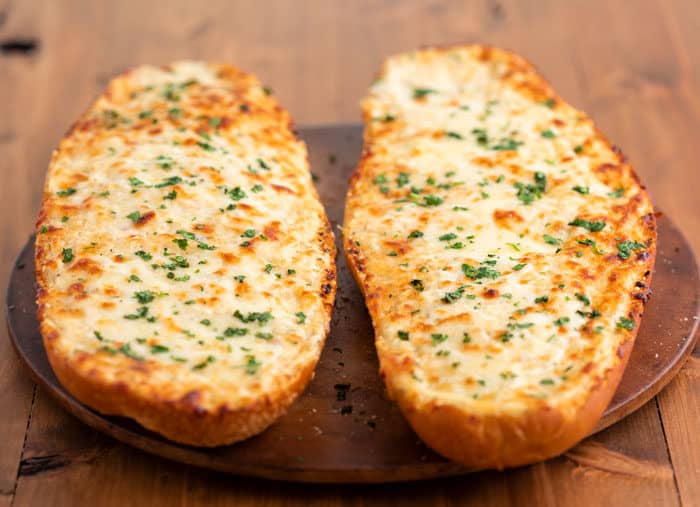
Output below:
[0,0,698,505]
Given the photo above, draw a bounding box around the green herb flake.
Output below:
[134,290,155,304]
[515,172,547,205]
[154,176,182,188]
[553,317,570,326]
[617,240,645,260]
[617,317,635,331]
[569,218,606,232]
[572,185,589,195]
[541,129,556,139]
[245,355,262,375]
[410,279,425,292]
[397,331,409,341]
[408,230,424,239]
[575,293,591,306]
[62,248,74,263]
[543,234,562,246]
[462,263,500,280]
[413,88,436,99]
[431,333,449,346]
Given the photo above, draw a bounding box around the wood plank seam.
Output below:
[655,396,683,506]
[9,383,35,507]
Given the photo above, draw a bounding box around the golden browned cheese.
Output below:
[343,46,656,469]
[35,62,336,446]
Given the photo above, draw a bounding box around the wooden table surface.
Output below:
[1,1,698,505]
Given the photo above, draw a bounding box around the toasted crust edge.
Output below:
[343,43,657,469]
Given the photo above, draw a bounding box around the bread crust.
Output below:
[36,62,336,447]
[344,44,656,469]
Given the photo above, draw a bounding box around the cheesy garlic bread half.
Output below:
[36,62,336,446]
[343,46,656,469]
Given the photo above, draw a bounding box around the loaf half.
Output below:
[36,62,336,446]
[343,45,656,469]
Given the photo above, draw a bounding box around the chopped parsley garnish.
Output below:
[442,286,466,303]
[163,190,177,200]
[512,263,527,271]
[397,172,409,187]
[255,332,273,340]
[295,312,306,324]
[408,230,424,239]
[126,211,142,223]
[413,88,436,99]
[542,98,556,108]
[156,155,175,169]
[572,185,589,194]
[193,356,215,370]
[56,188,77,197]
[154,176,182,188]
[242,229,256,238]
[93,331,104,341]
[540,378,555,385]
[574,145,584,154]
[575,293,591,306]
[410,279,425,292]
[541,129,556,139]
[491,138,524,151]
[445,131,464,140]
[553,317,570,326]
[227,187,246,201]
[617,240,645,260]
[135,250,152,261]
[543,234,562,246]
[535,296,549,304]
[234,310,273,326]
[515,172,546,205]
[251,184,263,193]
[40,225,48,233]
[264,263,273,273]
[200,319,211,326]
[439,233,457,241]
[461,263,500,280]
[134,290,155,304]
[569,218,606,232]
[397,331,409,341]
[150,345,169,354]
[61,248,74,263]
[409,193,443,207]
[578,238,604,254]
[128,274,141,283]
[197,141,215,152]
[608,187,625,198]
[617,317,635,331]
[209,117,222,127]
[245,355,261,375]
[431,333,448,345]
[224,327,248,337]
[119,343,144,361]
[124,306,150,320]
[373,174,387,185]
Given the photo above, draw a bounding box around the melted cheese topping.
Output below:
[36,62,335,411]
[344,47,655,416]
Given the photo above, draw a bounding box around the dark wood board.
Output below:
[5,125,700,484]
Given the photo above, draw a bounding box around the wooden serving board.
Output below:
[6,125,700,483]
